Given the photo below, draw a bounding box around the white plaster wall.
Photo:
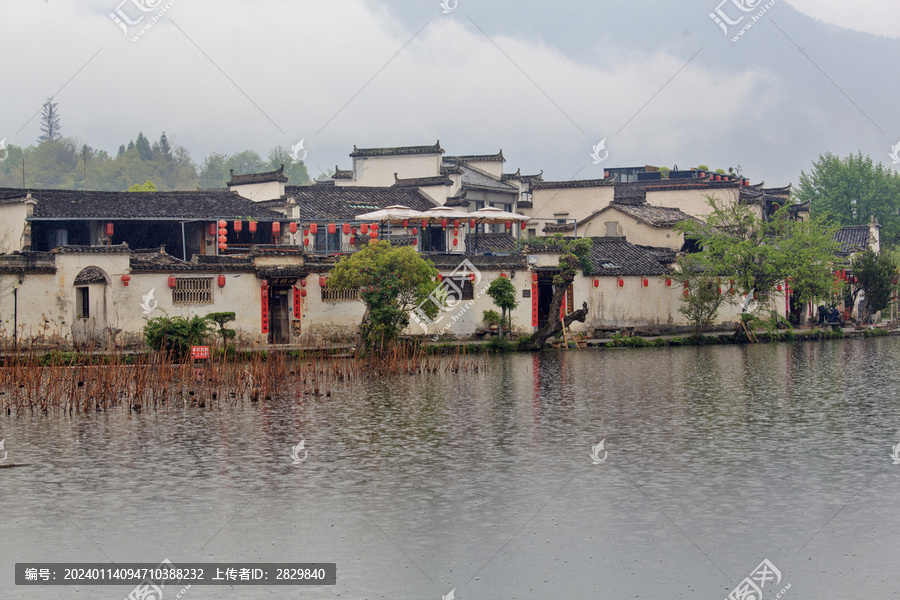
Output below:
[338,154,442,187]
[645,187,741,219]
[577,211,683,250]
[528,186,615,231]
[230,181,285,202]
[0,202,27,251]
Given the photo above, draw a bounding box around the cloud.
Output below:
[784,0,900,38]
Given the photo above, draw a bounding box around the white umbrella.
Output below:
[420,206,473,222]
[469,206,529,224]
[354,205,426,223]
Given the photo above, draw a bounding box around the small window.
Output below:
[444,278,474,302]
[172,277,213,305]
[605,222,619,237]
[76,286,89,319]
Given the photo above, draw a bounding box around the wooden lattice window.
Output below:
[172,277,213,305]
[321,286,360,302]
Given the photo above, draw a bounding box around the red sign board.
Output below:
[261,284,269,334]
[190,346,210,360]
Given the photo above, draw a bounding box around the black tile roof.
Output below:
[532,178,615,190]
[427,253,526,271]
[227,165,289,186]
[605,203,700,228]
[333,166,353,180]
[458,164,519,193]
[467,233,518,254]
[250,245,304,256]
[527,237,668,276]
[834,225,872,254]
[0,251,56,274]
[130,250,255,273]
[444,150,505,163]
[350,141,443,158]
[393,175,453,188]
[585,237,670,276]
[73,266,108,284]
[501,168,543,183]
[283,185,436,221]
[543,223,576,233]
[53,243,131,253]
[0,188,285,221]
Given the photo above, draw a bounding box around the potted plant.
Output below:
[483,309,501,333]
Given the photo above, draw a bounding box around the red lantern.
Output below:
[289,222,298,234]
[218,227,227,237]
[469,273,476,282]
[360,223,369,234]
[643,278,649,287]
[319,276,327,287]
[303,228,309,237]
[441,219,448,230]
[300,279,307,287]
[684,289,690,297]
[437,274,443,282]
[666,278,672,287]
[308,223,316,235]
[683,281,689,289]
[470,219,476,228]
[532,273,538,282]
[777,284,783,292]
[618,278,624,288]
[453,237,459,246]
[218,235,227,243]
[218,220,227,229]
[343,223,351,235]
[218,275,226,288]
[208,223,216,236]
[369,231,377,239]
[350,236,356,245]
[593,279,599,288]
[304,238,310,246]
[233,220,242,232]
[371,223,378,232]
[300,288,307,297]
[218,243,227,251]
[412,228,418,236]
[521,222,527,231]
[501,272,507,278]
[453,220,460,230]
[422,219,428,228]
[249,221,257,233]
[505,221,512,230]
[272,222,281,234]
[403,219,409,228]
[329,223,336,234]
[120,274,130,286]
[453,228,459,237]
[168,276,177,288]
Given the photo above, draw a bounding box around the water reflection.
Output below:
[1,338,899,598]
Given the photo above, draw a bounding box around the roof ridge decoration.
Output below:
[350,140,444,158]
[532,177,615,190]
[332,165,353,180]
[228,165,289,186]
[392,173,454,187]
[443,150,505,163]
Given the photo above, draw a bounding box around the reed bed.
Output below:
[0,339,489,415]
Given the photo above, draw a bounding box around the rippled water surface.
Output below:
[2,338,900,599]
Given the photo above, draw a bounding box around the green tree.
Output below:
[669,254,729,339]
[523,235,593,350]
[127,179,157,191]
[797,151,900,245]
[206,311,236,349]
[851,248,897,323]
[486,276,518,339]
[134,133,153,161]
[227,150,267,177]
[200,152,229,188]
[38,97,62,143]
[328,240,441,350]
[268,145,310,184]
[777,214,839,324]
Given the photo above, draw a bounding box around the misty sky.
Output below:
[1,0,898,187]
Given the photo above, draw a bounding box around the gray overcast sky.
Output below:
[1,0,898,186]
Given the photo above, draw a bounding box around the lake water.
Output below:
[2,338,900,599]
